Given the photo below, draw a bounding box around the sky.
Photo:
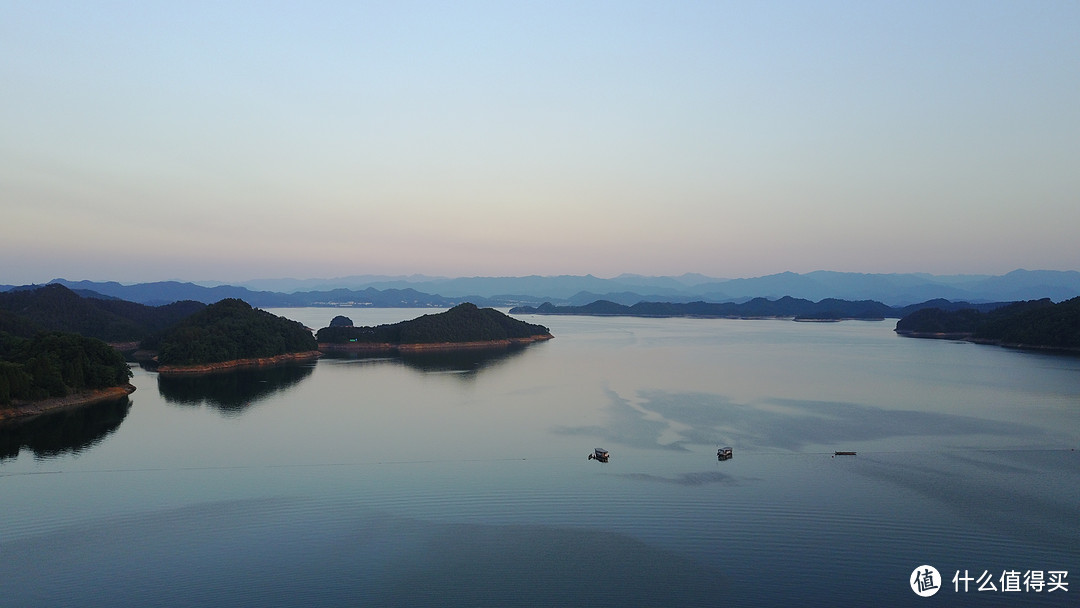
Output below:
[2,1,1079,285]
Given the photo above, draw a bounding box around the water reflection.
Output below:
[0,496,729,608]
[554,388,1046,452]
[853,451,1080,548]
[0,396,131,460]
[157,364,314,416]
[552,387,690,451]
[620,471,740,487]
[323,343,539,379]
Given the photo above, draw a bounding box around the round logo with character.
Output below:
[911,565,941,597]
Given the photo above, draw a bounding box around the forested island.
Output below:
[1,287,549,391]
[0,331,133,417]
[317,303,553,353]
[508,297,1005,320]
[0,286,141,416]
[0,288,325,418]
[149,299,320,374]
[894,297,1080,350]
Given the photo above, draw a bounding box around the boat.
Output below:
[588,448,610,463]
[834,451,857,456]
[717,447,733,460]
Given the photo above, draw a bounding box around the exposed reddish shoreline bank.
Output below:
[155,351,323,376]
[0,384,136,423]
[317,334,554,354]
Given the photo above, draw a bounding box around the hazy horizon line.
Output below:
[6,267,1078,289]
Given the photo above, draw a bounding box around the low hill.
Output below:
[316,303,552,346]
[895,297,1080,349]
[154,299,318,367]
[0,284,204,344]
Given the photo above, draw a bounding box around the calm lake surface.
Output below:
[2,309,1078,607]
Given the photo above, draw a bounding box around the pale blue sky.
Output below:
[2,1,1078,284]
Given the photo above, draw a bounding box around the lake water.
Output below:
[2,309,1077,606]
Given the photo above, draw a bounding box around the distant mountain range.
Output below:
[509,298,1010,320]
[2,269,1078,308]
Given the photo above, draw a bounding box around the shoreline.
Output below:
[150,335,553,374]
[894,330,974,340]
[521,311,894,321]
[155,351,323,376]
[0,384,136,423]
[896,331,1080,353]
[318,334,553,354]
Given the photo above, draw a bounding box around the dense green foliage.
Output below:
[974,298,1080,347]
[895,298,1080,348]
[155,299,317,366]
[316,303,551,344]
[0,331,132,404]
[0,310,41,338]
[893,307,985,334]
[0,284,204,343]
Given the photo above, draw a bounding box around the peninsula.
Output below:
[895,297,1080,351]
[316,303,553,353]
[0,329,135,421]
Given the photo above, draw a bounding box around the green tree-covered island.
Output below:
[0,286,140,417]
[316,303,553,353]
[0,330,133,416]
[149,298,321,374]
[2,290,553,418]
